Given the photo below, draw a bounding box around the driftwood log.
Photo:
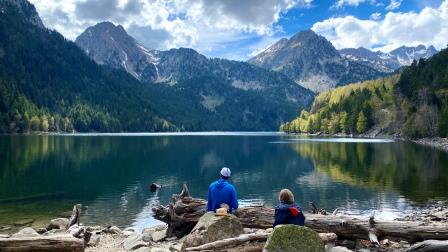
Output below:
[0,235,84,252]
[67,204,82,229]
[405,240,448,252]
[185,232,337,251]
[152,184,448,242]
[185,232,269,251]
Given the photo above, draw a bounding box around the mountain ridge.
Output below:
[75,21,315,131]
[339,45,438,73]
[248,29,386,93]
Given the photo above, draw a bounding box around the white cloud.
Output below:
[386,0,403,11]
[312,0,448,52]
[29,0,312,59]
[333,0,367,9]
[331,0,383,9]
[370,12,381,20]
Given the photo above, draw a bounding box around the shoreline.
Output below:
[2,201,446,251]
[2,131,448,153]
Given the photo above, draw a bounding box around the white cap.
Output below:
[220,167,231,178]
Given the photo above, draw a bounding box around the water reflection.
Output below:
[290,139,448,201]
[0,134,447,231]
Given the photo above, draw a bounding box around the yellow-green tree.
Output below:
[356,111,367,133]
[41,115,49,132]
[30,116,40,131]
[339,111,348,133]
[329,113,340,134]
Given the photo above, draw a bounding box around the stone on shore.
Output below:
[123,233,147,251]
[87,234,101,247]
[263,225,324,252]
[142,224,167,242]
[11,227,40,238]
[183,212,244,249]
[151,230,166,242]
[103,225,122,235]
[47,217,69,230]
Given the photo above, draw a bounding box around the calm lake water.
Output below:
[1,133,448,232]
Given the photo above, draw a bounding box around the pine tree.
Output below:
[356,111,367,133]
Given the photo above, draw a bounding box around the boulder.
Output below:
[122,230,135,237]
[103,225,122,235]
[36,228,48,234]
[87,234,101,247]
[263,225,324,252]
[123,233,147,251]
[151,230,166,242]
[183,212,244,249]
[11,227,40,238]
[47,218,69,230]
[142,224,167,242]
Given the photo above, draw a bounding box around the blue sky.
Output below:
[31,0,447,60]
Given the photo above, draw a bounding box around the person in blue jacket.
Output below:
[273,189,305,227]
[207,167,238,213]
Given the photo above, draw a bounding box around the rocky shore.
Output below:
[1,199,447,252]
[411,137,448,152]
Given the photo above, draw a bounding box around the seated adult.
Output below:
[207,167,238,213]
[273,189,305,227]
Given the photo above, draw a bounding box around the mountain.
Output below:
[390,45,438,65]
[0,0,176,133]
[281,46,448,138]
[248,30,386,93]
[0,0,44,28]
[76,22,315,131]
[339,45,438,72]
[339,47,400,73]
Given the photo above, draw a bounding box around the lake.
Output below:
[1,133,447,232]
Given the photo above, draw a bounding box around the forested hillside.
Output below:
[281,47,448,138]
[75,21,314,131]
[0,0,176,133]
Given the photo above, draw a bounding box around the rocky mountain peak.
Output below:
[248,29,382,92]
[389,44,438,65]
[76,21,160,81]
[0,0,44,28]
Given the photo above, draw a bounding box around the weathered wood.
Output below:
[152,184,207,237]
[67,204,81,230]
[405,240,448,252]
[305,214,448,242]
[152,184,448,242]
[185,232,269,251]
[318,233,338,243]
[0,235,84,252]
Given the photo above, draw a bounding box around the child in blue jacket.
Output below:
[273,189,305,227]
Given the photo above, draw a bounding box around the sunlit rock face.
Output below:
[248,30,385,93]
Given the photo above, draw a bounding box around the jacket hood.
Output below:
[215,178,229,189]
[276,203,298,211]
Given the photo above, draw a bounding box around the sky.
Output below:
[29,0,448,60]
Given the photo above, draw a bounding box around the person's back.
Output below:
[207,167,238,213]
[274,189,305,227]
